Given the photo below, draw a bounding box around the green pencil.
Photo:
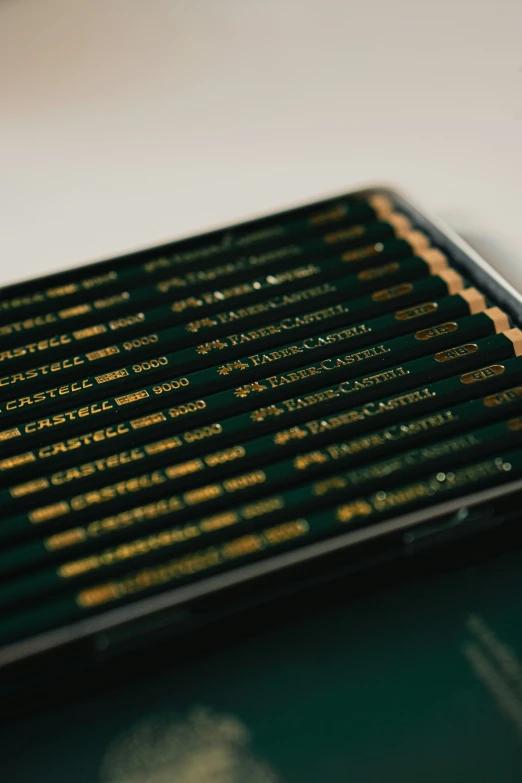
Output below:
[1,410,521,611]
[0,291,491,487]
[0,213,416,346]
[0,195,394,320]
[0,328,519,546]
[2,371,522,581]
[2,444,522,646]
[0,272,464,427]
[0,250,448,399]
[0,307,506,509]
[0,232,430,360]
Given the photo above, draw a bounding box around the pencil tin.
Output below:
[1,185,522,692]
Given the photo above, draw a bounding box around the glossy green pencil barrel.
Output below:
[0,252,448,400]
[0,236,432,369]
[0,292,493,483]
[0,195,393,321]
[0,308,506,510]
[0,328,519,545]
[0,214,415,346]
[2,375,522,582]
[0,290,494,464]
[2,445,522,646]
[0,272,465,428]
[1,411,521,611]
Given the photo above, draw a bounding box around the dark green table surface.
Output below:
[3,533,522,783]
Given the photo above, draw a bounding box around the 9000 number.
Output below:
[132,356,168,373]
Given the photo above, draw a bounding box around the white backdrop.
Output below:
[1,0,521,289]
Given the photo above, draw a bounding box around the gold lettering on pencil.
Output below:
[73,324,108,339]
[337,500,373,522]
[168,400,206,419]
[242,496,284,518]
[77,518,312,608]
[10,477,49,498]
[0,347,27,362]
[96,368,129,384]
[415,322,458,340]
[109,313,145,330]
[483,387,522,407]
[60,557,108,578]
[0,334,74,362]
[0,427,21,441]
[77,547,223,608]
[60,523,201,577]
[372,283,413,302]
[195,283,336,334]
[82,271,117,289]
[295,411,457,469]
[218,360,248,376]
[130,412,166,429]
[48,449,143,485]
[234,381,267,398]
[83,496,184,540]
[461,365,505,384]
[45,528,87,551]
[30,501,70,524]
[0,452,36,470]
[342,243,383,262]
[196,340,228,355]
[357,262,399,281]
[184,485,222,505]
[223,471,265,491]
[263,519,309,543]
[294,451,329,470]
[338,459,506,521]
[115,390,149,405]
[274,426,316,446]
[86,346,120,360]
[0,355,86,387]
[251,404,285,422]
[59,304,91,319]
[395,302,438,321]
[183,423,222,444]
[69,471,167,512]
[269,366,408,416]
[94,292,130,309]
[143,257,170,274]
[165,459,203,479]
[434,344,478,362]
[175,247,303,285]
[200,512,239,531]
[172,296,203,313]
[258,344,389,394]
[77,584,120,608]
[0,313,57,336]
[24,402,115,437]
[3,379,94,411]
[47,284,78,297]
[273,388,436,445]
[156,276,186,293]
[372,483,432,511]
[204,445,245,467]
[0,292,45,310]
[265,264,320,285]
[309,205,346,225]
[186,317,219,333]
[324,225,365,244]
[235,228,286,247]
[221,534,263,560]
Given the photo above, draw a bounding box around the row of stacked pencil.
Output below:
[0,191,521,647]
